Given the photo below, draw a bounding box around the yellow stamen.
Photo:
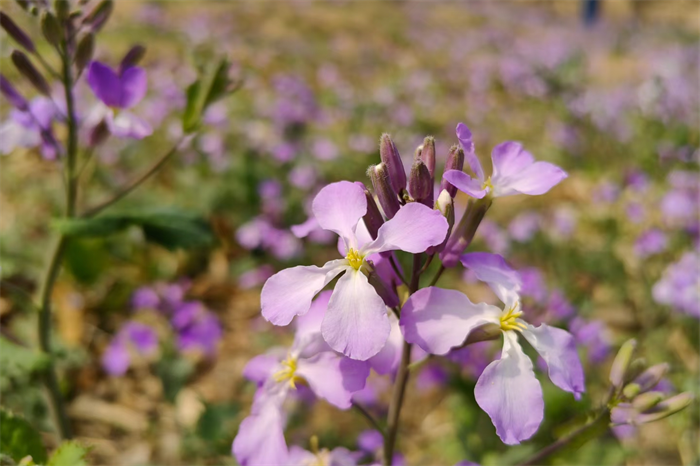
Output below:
[273,355,303,389]
[500,303,527,332]
[482,176,494,191]
[346,248,364,270]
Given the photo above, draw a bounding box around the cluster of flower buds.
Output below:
[608,339,693,431]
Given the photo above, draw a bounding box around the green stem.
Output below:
[36,36,80,441]
[383,254,423,465]
[428,264,445,287]
[518,410,611,466]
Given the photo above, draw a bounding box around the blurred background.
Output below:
[0,1,698,465]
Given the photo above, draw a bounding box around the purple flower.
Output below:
[233,292,369,465]
[1,96,60,159]
[131,286,160,310]
[400,252,584,444]
[261,181,448,360]
[102,322,159,376]
[86,61,152,139]
[287,445,361,466]
[653,251,700,318]
[443,123,567,199]
[508,211,541,242]
[634,229,668,259]
[171,301,222,356]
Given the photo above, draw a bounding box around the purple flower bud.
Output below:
[119,44,146,74]
[636,392,693,424]
[379,133,407,194]
[0,74,28,111]
[609,339,637,388]
[1,12,36,53]
[408,159,432,207]
[11,51,51,96]
[417,136,436,178]
[368,163,400,219]
[367,265,399,308]
[439,144,465,197]
[83,0,114,32]
[356,181,384,240]
[624,363,670,398]
[440,197,492,267]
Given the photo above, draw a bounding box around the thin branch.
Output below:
[418,253,434,275]
[388,254,408,287]
[352,402,385,436]
[428,264,445,287]
[81,137,186,218]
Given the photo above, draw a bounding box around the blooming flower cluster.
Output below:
[102,282,222,375]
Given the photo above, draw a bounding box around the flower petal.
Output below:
[261,260,347,326]
[456,122,484,181]
[521,324,585,399]
[363,202,448,255]
[119,66,147,108]
[297,353,370,409]
[322,269,391,360]
[460,252,522,306]
[475,331,544,445]
[442,170,488,199]
[87,61,122,107]
[107,111,153,139]
[312,181,367,248]
[368,312,403,374]
[491,142,567,197]
[400,287,501,355]
[243,353,281,386]
[232,404,288,466]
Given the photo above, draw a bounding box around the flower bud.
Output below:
[15,0,31,11]
[1,12,36,53]
[356,181,384,240]
[632,391,665,412]
[54,0,70,20]
[636,392,693,424]
[367,263,399,308]
[88,119,110,147]
[408,159,432,207]
[368,163,400,219]
[11,51,51,96]
[379,133,406,194]
[417,136,436,178]
[631,363,669,393]
[119,44,146,74]
[625,358,647,384]
[74,33,94,73]
[609,339,637,388]
[439,197,491,267]
[0,74,28,111]
[439,144,465,197]
[83,0,113,32]
[41,11,62,47]
[426,190,455,255]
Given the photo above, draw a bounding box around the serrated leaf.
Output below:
[47,441,88,466]
[53,209,215,251]
[0,409,47,464]
[0,338,50,374]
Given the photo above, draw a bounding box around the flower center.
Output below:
[481,176,494,192]
[273,355,303,389]
[346,248,364,270]
[500,303,526,332]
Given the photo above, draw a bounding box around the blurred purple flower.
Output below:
[653,251,700,318]
[102,322,159,376]
[508,212,541,242]
[634,229,668,259]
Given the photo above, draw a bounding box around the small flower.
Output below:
[233,292,369,466]
[442,122,567,200]
[86,60,152,139]
[400,252,584,444]
[102,322,159,376]
[261,181,448,360]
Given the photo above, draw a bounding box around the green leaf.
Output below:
[182,58,235,134]
[0,409,47,464]
[53,209,215,251]
[0,338,50,375]
[47,441,89,466]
